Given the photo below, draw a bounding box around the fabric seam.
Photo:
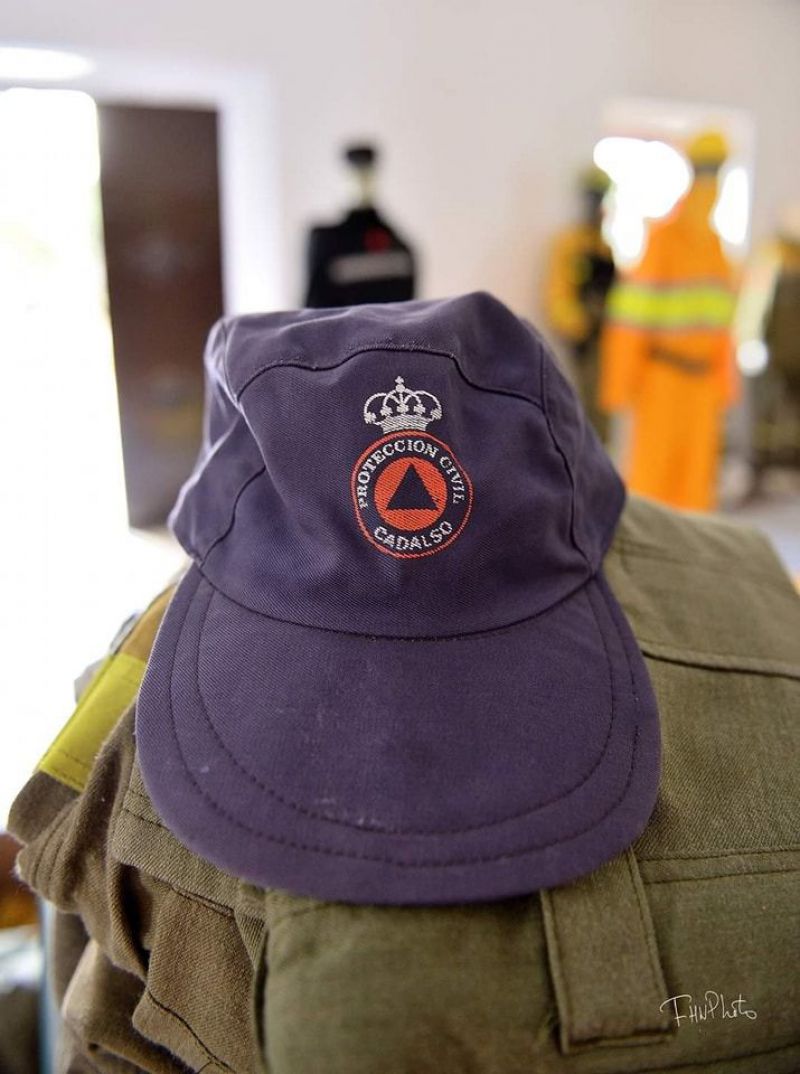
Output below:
[234,341,546,413]
[191,579,620,836]
[645,867,800,884]
[625,849,668,1017]
[638,846,800,861]
[142,988,234,1072]
[190,560,596,643]
[612,541,798,596]
[540,353,592,571]
[161,567,642,868]
[639,646,800,681]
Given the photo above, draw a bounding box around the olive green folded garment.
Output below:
[8,497,800,1073]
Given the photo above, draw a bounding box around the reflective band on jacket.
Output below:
[607,281,735,331]
[38,585,176,791]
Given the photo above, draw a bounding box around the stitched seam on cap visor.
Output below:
[194,580,617,834]
[164,574,641,866]
[234,342,546,413]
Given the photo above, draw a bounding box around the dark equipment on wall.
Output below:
[304,143,416,308]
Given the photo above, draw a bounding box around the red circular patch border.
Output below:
[350,431,474,559]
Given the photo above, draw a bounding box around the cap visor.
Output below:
[136,565,659,905]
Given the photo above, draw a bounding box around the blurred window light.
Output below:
[0,87,100,201]
[594,137,691,265]
[737,339,769,377]
[0,87,183,823]
[595,135,750,264]
[602,195,646,263]
[593,137,642,184]
[714,165,750,250]
[0,46,93,82]
[594,137,691,218]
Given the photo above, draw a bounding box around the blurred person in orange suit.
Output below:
[599,131,739,511]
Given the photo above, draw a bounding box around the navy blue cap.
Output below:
[137,292,660,905]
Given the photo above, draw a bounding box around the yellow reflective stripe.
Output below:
[37,583,176,791]
[608,283,735,330]
[38,652,147,791]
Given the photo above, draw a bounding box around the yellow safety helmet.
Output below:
[686,129,729,170]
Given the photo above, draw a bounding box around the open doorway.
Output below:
[0,89,210,820]
[98,102,224,526]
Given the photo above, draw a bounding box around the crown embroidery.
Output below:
[363,376,443,434]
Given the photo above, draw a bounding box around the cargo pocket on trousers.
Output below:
[111,753,266,1074]
[60,937,180,1073]
[540,847,674,1054]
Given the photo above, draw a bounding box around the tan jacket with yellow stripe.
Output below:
[8,496,800,1074]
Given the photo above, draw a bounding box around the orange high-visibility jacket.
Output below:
[600,189,739,511]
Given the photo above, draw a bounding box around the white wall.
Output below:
[4,0,799,317]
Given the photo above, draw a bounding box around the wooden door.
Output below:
[98,103,224,527]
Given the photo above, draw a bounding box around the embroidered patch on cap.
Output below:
[350,376,473,558]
